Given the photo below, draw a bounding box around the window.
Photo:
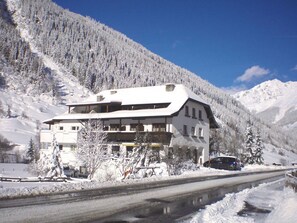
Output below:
[59,126,63,130]
[103,125,109,131]
[59,145,63,150]
[102,146,108,156]
[152,123,166,132]
[199,110,203,120]
[130,123,144,131]
[191,127,196,136]
[185,106,190,117]
[112,146,120,157]
[126,146,133,157]
[120,125,126,131]
[70,145,76,151]
[198,128,204,138]
[183,125,188,136]
[168,147,174,159]
[71,126,79,131]
[110,124,120,131]
[192,108,197,119]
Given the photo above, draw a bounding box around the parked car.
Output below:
[203,156,243,171]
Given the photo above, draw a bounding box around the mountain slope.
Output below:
[0,0,296,156]
[234,79,297,135]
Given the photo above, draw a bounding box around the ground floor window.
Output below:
[111,145,120,157]
[126,146,133,157]
[70,145,76,151]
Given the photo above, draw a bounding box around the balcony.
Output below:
[106,132,172,145]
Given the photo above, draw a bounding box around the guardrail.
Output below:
[0,176,69,182]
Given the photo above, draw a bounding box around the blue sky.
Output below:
[52,0,297,91]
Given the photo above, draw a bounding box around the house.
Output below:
[40,84,219,167]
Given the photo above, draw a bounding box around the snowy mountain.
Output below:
[234,79,297,136]
[0,0,296,159]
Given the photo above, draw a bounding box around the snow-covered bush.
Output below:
[93,160,122,182]
[28,153,51,176]
[47,134,64,178]
[168,160,200,175]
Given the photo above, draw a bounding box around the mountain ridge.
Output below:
[234,79,297,135]
[0,0,296,158]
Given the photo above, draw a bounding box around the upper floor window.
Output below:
[199,110,203,120]
[120,125,126,131]
[191,127,196,136]
[192,108,197,119]
[198,128,204,138]
[130,123,144,131]
[185,106,190,117]
[59,126,63,130]
[110,124,120,131]
[71,126,79,131]
[183,125,188,136]
[152,123,166,132]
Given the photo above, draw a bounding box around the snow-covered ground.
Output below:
[184,178,297,223]
[1,163,296,222]
[0,163,293,198]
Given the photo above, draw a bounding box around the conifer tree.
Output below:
[254,130,264,164]
[243,122,255,164]
[26,138,35,163]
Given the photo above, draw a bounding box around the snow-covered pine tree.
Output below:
[243,122,255,164]
[254,130,264,164]
[76,119,108,179]
[26,138,35,163]
[47,133,64,178]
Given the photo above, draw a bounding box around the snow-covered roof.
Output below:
[45,84,218,128]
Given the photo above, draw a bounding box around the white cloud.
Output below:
[292,65,297,71]
[236,65,270,82]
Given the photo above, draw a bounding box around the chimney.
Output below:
[97,95,104,101]
[165,83,175,92]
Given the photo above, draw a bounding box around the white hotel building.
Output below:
[40,84,218,167]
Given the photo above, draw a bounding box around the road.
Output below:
[0,170,288,223]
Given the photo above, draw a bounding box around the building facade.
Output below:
[40,84,218,167]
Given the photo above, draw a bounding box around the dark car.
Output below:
[203,156,243,171]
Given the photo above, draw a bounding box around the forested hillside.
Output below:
[1,0,296,156]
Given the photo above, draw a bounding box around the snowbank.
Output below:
[186,180,297,223]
